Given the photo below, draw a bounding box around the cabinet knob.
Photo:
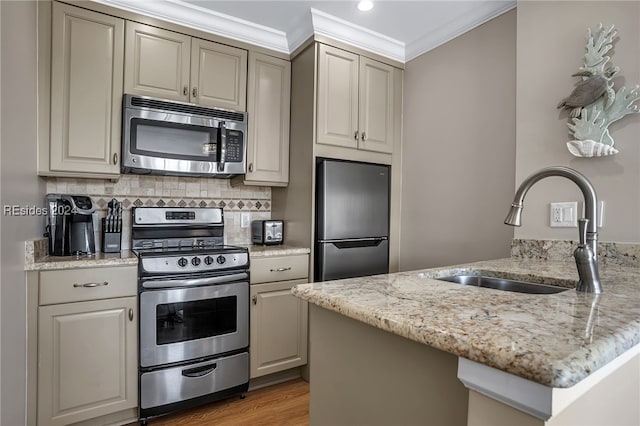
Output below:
[192,87,198,98]
[128,308,134,322]
[113,153,118,165]
[183,85,189,96]
[354,130,359,141]
[252,295,258,305]
[248,163,254,173]
[361,132,367,141]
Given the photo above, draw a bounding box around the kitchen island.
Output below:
[292,257,640,425]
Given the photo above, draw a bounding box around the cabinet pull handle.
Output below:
[183,85,189,96]
[270,267,291,272]
[73,281,108,288]
[248,163,254,173]
[252,295,258,305]
[113,153,118,165]
[361,132,367,141]
[354,130,359,140]
[192,87,198,98]
[128,308,134,321]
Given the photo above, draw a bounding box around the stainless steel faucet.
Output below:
[504,166,603,293]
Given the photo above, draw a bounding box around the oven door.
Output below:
[139,280,249,367]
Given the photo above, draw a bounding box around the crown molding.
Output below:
[405,1,516,62]
[92,0,516,64]
[92,0,290,53]
[309,8,405,63]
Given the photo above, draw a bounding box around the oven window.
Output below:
[156,296,237,345]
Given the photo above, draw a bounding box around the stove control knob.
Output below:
[216,255,226,265]
[204,256,214,265]
[177,257,188,268]
[191,257,201,267]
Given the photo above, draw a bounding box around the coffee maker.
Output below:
[46,194,96,256]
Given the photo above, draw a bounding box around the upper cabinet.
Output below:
[234,52,291,187]
[316,44,396,155]
[124,22,247,111]
[42,2,124,177]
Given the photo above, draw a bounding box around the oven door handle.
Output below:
[181,362,217,378]
[142,272,248,289]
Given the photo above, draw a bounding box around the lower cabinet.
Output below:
[33,266,138,426]
[250,279,308,378]
[249,254,309,379]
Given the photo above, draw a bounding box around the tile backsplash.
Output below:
[45,175,271,250]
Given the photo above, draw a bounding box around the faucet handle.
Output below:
[578,218,589,247]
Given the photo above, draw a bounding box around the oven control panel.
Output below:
[141,252,249,274]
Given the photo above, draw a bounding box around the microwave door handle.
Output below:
[217,121,226,172]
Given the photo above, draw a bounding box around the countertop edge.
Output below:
[291,259,640,388]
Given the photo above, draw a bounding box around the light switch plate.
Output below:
[550,202,578,227]
[241,212,250,228]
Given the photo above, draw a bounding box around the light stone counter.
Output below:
[24,238,310,270]
[292,258,640,388]
[25,251,138,271]
[243,244,310,258]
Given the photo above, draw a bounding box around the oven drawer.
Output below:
[250,255,309,284]
[39,266,137,305]
[140,352,249,409]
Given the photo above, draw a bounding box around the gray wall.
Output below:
[515,1,640,243]
[399,10,517,271]
[1,2,45,425]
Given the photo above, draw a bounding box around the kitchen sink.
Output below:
[435,274,569,294]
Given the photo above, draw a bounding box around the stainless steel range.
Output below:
[132,207,250,423]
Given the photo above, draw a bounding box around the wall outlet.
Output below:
[241,212,250,228]
[550,202,578,227]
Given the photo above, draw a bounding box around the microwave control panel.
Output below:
[226,131,243,162]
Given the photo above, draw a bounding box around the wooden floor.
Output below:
[144,379,309,426]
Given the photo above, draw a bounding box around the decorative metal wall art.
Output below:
[557,24,639,157]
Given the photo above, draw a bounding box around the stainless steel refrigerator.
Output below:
[315,159,390,281]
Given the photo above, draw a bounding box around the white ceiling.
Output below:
[94,0,516,62]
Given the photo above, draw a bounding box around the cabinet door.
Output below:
[191,38,247,110]
[124,22,190,102]
[250,279,308,378]
[316,44,359,149]
[38,297,137,426]
[358,57,395,154]
[49,2,123,175]
[245,52,291,185]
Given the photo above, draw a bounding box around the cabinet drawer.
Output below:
[250,255,309,284]
[39,266,137,305]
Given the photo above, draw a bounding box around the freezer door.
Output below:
[316,238,389,282]
[317,160,390,240]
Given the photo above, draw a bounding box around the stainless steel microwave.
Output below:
[121,94,247,177]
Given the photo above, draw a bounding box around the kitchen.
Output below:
[2,1,639,425]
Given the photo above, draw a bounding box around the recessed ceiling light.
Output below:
[357,0,374,12]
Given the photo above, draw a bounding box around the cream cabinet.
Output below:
[316,44,396,155]
[42,1,124,177]
[34,266,137,426]
[124,21,247,111]
[249,255,308,378]
[235,52,291,186]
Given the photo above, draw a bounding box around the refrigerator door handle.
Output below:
[320,237,388,249]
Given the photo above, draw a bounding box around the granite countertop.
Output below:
[291,258,640,388]
[243,244,310,258]
[25,251,139,271]
[25,239,310,271]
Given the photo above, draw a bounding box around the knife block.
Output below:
[101,218,121,253]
